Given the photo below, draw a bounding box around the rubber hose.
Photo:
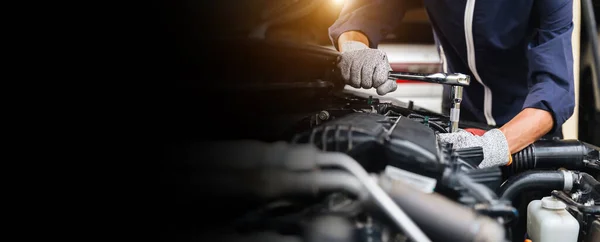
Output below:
[380,176,505,242]
[499,170,568,201]
[503,140,593,175]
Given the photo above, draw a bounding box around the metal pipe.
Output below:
[379,175,505,242]
[304,171,368,200]
[316,152,431,242]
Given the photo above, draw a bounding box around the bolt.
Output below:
[318,111,330,120]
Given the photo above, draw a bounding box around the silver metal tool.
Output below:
[388,71,471,132]
[388,72,470,87]
[449,86,463,132]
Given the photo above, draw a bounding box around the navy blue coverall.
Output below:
[329,0,575,135]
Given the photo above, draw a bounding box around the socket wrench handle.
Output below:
[388,72,470,87]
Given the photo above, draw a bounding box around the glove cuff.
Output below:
[340,41,369,53]
[507,151,513,166]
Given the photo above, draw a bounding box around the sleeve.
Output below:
[328,0,405,50]
[524,0,575,134]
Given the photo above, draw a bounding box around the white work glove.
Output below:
[437,129,511,168]
[338,41,397,95]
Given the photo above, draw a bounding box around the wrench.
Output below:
[388,71,471,132]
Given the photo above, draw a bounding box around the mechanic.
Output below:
[329,0,575,168]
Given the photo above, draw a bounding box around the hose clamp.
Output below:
[561,170,573,192]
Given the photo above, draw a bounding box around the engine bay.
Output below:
[165,39,600,242]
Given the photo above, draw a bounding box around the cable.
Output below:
[405,114,448,133]
[316,152,431,242]
[407,113,442,121]
[427,121,448,133]
[551,191,600,215]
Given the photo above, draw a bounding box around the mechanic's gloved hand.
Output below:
[437,129,511,168]
[338,41,397,95]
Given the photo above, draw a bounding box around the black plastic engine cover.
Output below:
[293,112,444,178]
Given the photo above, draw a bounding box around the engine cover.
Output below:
[293,112,445,178]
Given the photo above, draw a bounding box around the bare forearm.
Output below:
[337,31,370,51]
[499,108,554,154]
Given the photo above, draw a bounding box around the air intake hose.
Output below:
[503,140,600,175]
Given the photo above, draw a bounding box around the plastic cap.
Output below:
[541,196,567,209]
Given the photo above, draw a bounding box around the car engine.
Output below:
[165,38,600,242]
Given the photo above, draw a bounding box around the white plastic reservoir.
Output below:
[527,196,579,242]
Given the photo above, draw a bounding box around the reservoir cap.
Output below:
[542,196,567,210]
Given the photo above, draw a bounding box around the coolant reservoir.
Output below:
[527,196,579,242]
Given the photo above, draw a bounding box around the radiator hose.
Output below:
[499,170,576,201]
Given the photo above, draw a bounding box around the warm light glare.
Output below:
[333,0,345,5]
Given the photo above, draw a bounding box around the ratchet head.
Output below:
[423,73,470,86]
[444,73,470,86]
